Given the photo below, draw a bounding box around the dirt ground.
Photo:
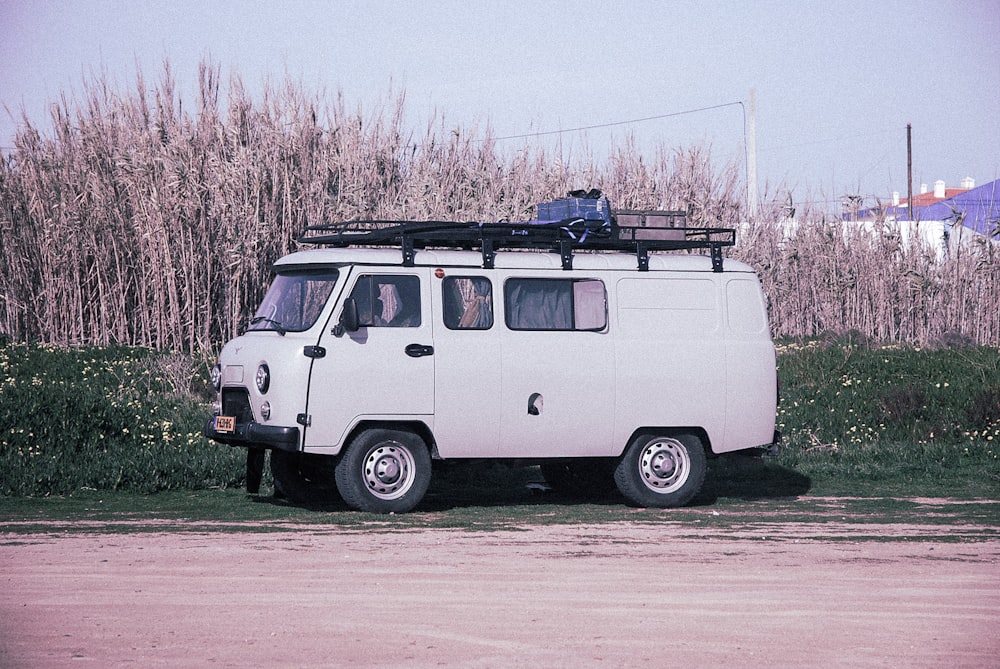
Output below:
[2,509,999,669]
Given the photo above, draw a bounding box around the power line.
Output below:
[490,102,746,142]
[756,128,897,153]
[3,102,748,151]
[486,101,752,208]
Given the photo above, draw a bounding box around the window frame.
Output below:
[503,277,608,332]
[441,275,494,331]
[348,274,423,328]
[248,267,341,333]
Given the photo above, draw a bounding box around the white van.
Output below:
[205,195,779,513]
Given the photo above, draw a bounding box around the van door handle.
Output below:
[405,344,434,358]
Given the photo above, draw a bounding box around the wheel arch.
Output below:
[342,419,435,456]
[621,426,712,456]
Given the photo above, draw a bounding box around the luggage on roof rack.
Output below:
[297,194,735,272]
[536,193,612,226]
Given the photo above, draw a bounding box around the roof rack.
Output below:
[297,199,736,273]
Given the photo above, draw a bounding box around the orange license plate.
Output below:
[214,416,236,433]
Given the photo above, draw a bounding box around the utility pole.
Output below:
[747,88,758,214]
[906,123,913,221]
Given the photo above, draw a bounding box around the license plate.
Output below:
[214,416,236,433]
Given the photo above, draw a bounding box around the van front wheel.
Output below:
[335,428,431,513]
[614,434,706,508]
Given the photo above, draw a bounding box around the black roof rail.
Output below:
[297,209,736,272]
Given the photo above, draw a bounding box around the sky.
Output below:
[1,0,998,211]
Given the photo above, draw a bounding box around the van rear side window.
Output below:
[504,278,607,331]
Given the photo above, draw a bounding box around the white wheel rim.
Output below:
[637,438,690,494]
[363,442,416,500]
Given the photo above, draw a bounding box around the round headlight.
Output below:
[210,364,222,392]
[255,363,270,394]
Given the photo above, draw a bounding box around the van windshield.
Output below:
[248,268,340,333]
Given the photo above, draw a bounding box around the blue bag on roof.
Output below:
[536,189,612,226]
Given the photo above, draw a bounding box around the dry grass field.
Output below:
[1,61,998,352]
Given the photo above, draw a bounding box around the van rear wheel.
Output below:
[335,428,431,513]
[614,434,706,508]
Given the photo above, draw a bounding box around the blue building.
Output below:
[868,178,1000,239]
[902,179,1000,239]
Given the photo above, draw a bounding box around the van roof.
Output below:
[274,247,757,273]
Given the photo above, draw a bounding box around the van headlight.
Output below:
[211,364,222,392]
[255,363,270,394]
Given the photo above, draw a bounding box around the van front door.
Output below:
[303,270,434,450]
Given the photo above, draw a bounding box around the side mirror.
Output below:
[334,297,359,336]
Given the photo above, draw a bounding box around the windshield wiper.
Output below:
[249,316,287,335]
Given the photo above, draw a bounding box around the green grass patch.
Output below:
[1,340,998,510]
[772,337,1000,498]
[0,343,244,495]
[1,485,997,539]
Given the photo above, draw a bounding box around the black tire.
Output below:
[614,433,707,508]
[270,450,340,504]
[540,459,618,499]
[334,428,431,513]
[246,449,265,494]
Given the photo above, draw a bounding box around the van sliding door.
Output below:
[431,274,502,457]
[498,277,615,457]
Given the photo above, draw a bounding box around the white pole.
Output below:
[747,88,758,214]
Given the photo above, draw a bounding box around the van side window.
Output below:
[504,278,607,331]
[349,275,421,327]
[442,277,493,330]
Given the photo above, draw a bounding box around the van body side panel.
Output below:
[303,268,435,451]
[613,276,727,451]
[721,277,778,452]
[498,330,615,457]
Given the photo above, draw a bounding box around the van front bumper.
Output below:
[204,417,300,452]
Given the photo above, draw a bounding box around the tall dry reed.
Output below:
[1,60,997,351]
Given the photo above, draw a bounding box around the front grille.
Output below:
[221,388,254,423]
